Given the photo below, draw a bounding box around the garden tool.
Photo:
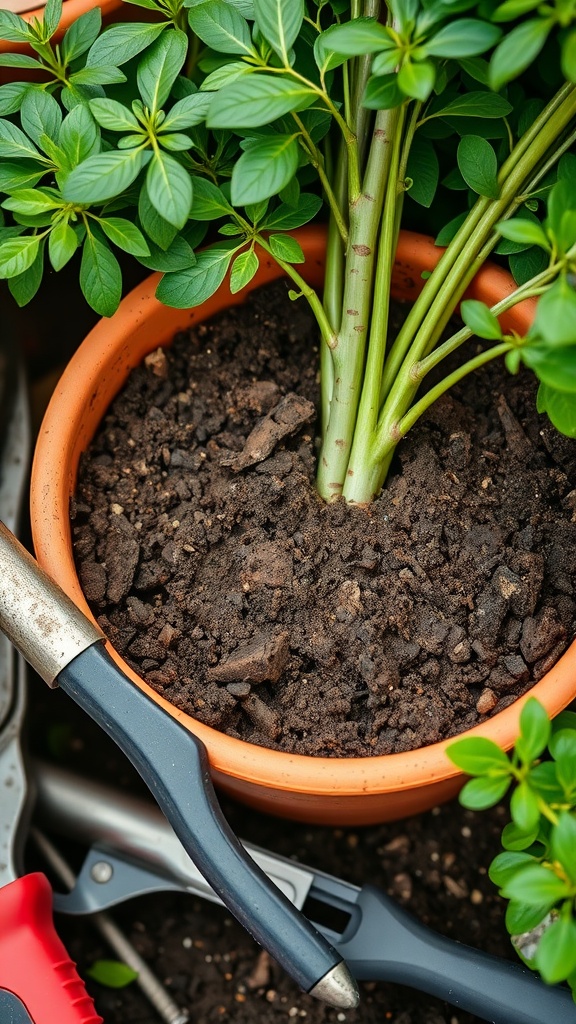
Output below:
[0,518,358,1011]
[0,339,102,1024]
[33,758,576,1024]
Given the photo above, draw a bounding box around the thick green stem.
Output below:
[315,108,402,501]
[321,143,348,432]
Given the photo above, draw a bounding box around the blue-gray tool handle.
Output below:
[0,990,35,1023]
[337,885,576,1024]
[0,520,357,1010]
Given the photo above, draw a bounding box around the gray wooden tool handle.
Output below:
[0,520,104,687]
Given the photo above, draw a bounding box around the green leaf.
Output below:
[146,151,192,229]
[492,0,541,19]
[137,233,196,271]
[89,98,140,133]
[551,814,576,884]
[231,134,298,206]
[262,193,321,230]
[20,91,62,149]
[7,239,43,305]
[435,212,467,246]
[59,104,101,167]
[86,960,139,989]
[533,277,576,348]
[509,246,548,287]
[370,48,401,77]
[80,230,122,316]
[555,753,576,797]
[189,176,234,219]
[0,234,40,278]
[49,219,78,271]
[501,821,539,851]
[315,18,390,66]
[0,82,31,116]
[516,698,551,764]
[502,864,570,905]
[137,29,188,113]
[0,10,34,43]
[446,736,510,774]
[253,0,303,62]
[461,299,503,340]
[158,133,193,152]
[230,246,258,293]
[0,162,44,191]
[156,240,238,307]
[69,66,126,87]
[62,7,102,62]
[162,93,211,130]
[489,18,552,92]
[2,188,60,216]
[188,0,255,56]
[63,149,149,204]
[528,762,565,803]
[489,851,536,888]
[0,118,42,162]
[43,0,63,38]
[537,383,576,437]
[98,217,150,257]
[458,773,511,809]
[505,900,554,936]
[207,75,315,128]
[398,60,435,102]
[550,726,576,761]
[0,54,44,70]
[535,917,576,984]
[496,218,549,250]
[363,73,404,111]
[457,135,499,198]
[511,782,541,834]
[87,21,166,68]
[426,91,512,121]
[425,19,501,58]
[200,60,250,90]
[268,233,304,263]
[406,136,438,208]
[562,30,576,84]
[138,183,177,248]
[525,343,576,391]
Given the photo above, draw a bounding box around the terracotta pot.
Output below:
[1,0,135,71]
[30,226,576,825]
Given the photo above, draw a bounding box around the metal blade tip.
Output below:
[308,962,360,1009]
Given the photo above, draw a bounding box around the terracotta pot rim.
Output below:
[7,0,120,24]
[30,226,576,800]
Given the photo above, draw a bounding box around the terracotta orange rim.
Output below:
[30,227,576,797]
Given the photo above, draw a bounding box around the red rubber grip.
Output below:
[0,873,103,1024]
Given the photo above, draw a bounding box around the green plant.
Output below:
[1,0,576,503]
[447,698,576,1000]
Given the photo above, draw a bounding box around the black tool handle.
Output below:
[337,885,576,1024]
[58,643,344,998]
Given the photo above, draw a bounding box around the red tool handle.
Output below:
[0,873,103,1024]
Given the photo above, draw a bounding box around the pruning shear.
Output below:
[0,340,103,1024]
[0,392,357,1013]
[33,758,576,1024]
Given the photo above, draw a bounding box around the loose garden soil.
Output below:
[71,280,576,757]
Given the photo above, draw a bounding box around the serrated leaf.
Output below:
[0,10,34,43]
[253,0,303,63]
[457,135,499,198]
[89,98,140,132]
[80,230,122,316]
[87,21,166,68]
[138,233,196,271]
[63,149,149,204]
[0,234,40,278]
[231,133,298,206]
[156,241,238,307]
[62,7,102,62]
[268,233,304,263]
[447,736,510,774]
[138,182,177,248]
[137,29,188,113]
[146,151,192,228]
[86,960,139,989]
[230,246,258,293]
[43,0,63,38]
[461,299,503,340]
[188,0,255,56]
[207,75,315,129]
[48,219,78,271]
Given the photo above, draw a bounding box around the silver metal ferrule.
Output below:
[308,962,360,1009]
[0,520,104,686]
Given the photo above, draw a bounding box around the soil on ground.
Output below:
[71,281,576,757]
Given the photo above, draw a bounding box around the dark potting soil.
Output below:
[72,281,576,757]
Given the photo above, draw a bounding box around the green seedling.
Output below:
[1,0,576,502]
[448,698,576,1000]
